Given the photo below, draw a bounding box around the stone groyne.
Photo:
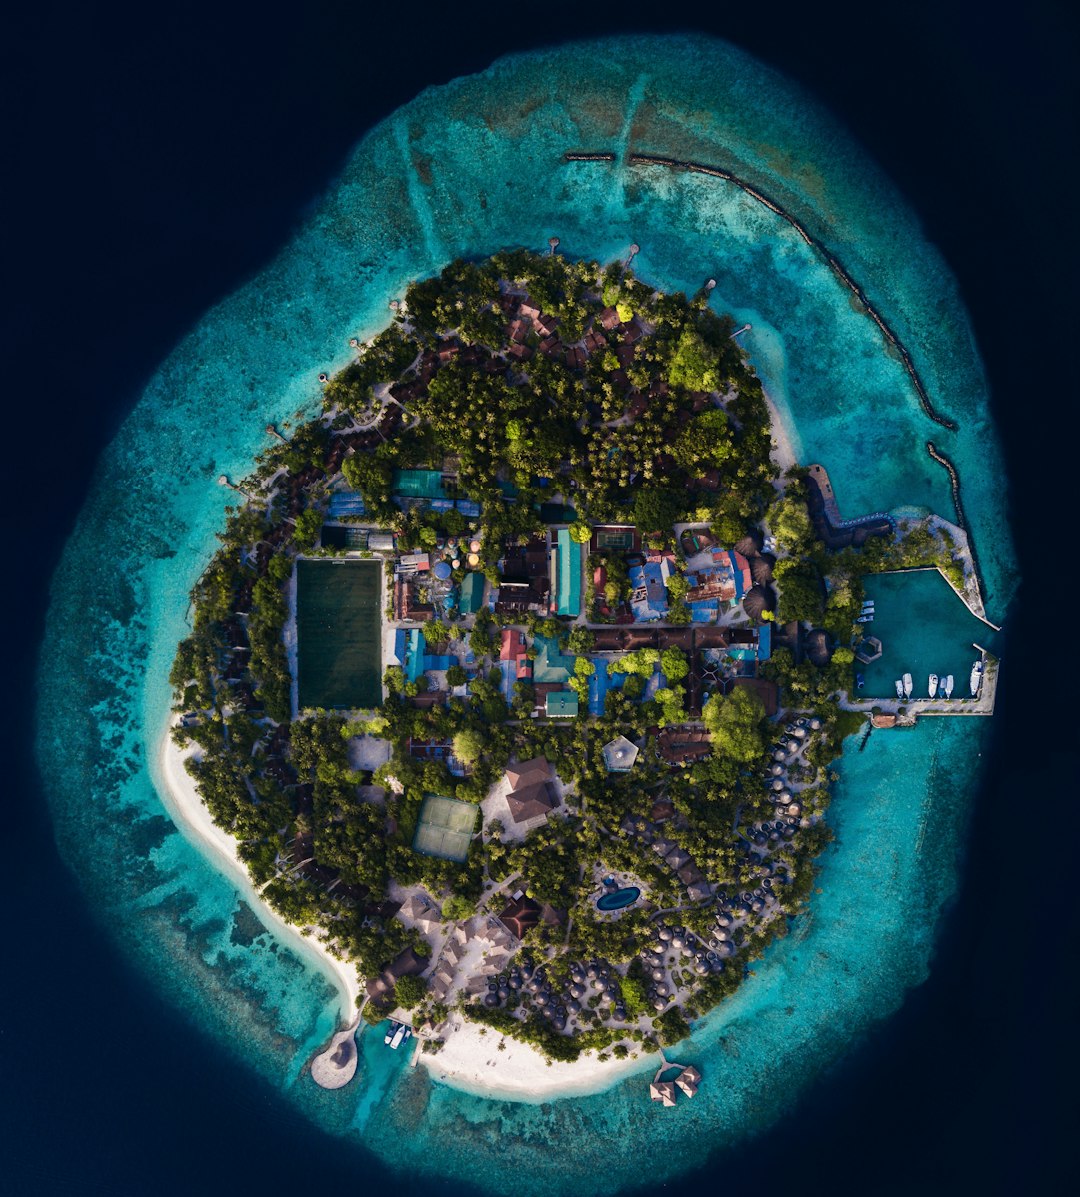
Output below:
[563,150,959,433]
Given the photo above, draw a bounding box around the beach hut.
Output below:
[734,533,762,558]
[650,1080,678,1107]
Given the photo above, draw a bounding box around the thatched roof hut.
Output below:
[741,584,776,622]
[749,555,774,586]
[734,532,762,558]
[650,1080,678,1106]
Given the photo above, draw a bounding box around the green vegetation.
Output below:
[169,248,877,1063]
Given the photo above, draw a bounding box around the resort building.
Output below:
[498,893,542,940]
[675,1065,701,1097]
[546,691,579,718]
[649,1080,678,1107]
[459,570,486,615]
[553,528,582,618]
[602,734,639,771]
[499,628,532,696]
[397,891,443,935]
[364,945,429,1003]
[503,757,559,824]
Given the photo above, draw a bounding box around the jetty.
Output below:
[648,1045,700,1106]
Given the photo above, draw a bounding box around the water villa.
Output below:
[650,1058,701,1106]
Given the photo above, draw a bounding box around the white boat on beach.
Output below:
[944,675,954,698]
[928,674,938,698]
[970,660,983,697]
[902,673,913,700]
[895,679,904,699]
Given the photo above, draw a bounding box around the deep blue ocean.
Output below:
[4,3,1077,1194]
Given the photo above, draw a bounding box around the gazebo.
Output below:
[602,734,640,772]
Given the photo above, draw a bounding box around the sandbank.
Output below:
[155,724,361,1016]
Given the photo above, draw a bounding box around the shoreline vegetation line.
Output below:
[563,150,960,434]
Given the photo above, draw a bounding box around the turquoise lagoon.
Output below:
[36,35,1016,1196]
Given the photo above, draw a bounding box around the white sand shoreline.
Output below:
[156,723,657,1102]
[763,386,800,477]
[419,1011,653,1102]
[154,724,361,1017]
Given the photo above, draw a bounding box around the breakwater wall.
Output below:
[563,150,959,433]
[926,439,986,612]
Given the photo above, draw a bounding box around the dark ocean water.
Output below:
[3,2,1077,1194]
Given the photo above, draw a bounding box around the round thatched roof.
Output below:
[734,532,762,557]
[750,555,774,585]
[742,584,777,621]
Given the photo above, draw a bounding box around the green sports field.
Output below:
[296,560,382,710]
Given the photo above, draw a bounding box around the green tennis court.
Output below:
[595,528,635,550]
[413,794,477,862]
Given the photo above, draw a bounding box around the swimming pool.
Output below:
[596,887,641,912]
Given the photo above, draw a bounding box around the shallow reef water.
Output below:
[36,35,1016,1196]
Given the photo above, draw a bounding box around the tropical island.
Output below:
[166,248,996,1096]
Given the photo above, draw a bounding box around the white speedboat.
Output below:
[928,674,938,698]
[944,675,954,698]
[902,673,913,700]
[384,1021,397,1045]
[389,1023,407,1050]
[970,660,983,697]
[860,600,875,612]
[895,679,904,699]
[855,614,874,624]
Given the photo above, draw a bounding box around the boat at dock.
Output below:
[385,1020,408,1049]
[860,600,875,612]
[928,674,938,698]
[902,673,913,699]
[855,614,873,624]
[944,675,954,698]
[970,660,983,697]
[895,679,904,699]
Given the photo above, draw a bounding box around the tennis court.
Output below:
[595,528,635,550]
[413,794,477,862]
[296,560,382,710]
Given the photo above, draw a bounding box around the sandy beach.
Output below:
[763,386,801,477]
[419,1011,651,1102]
[155,725,362,1016]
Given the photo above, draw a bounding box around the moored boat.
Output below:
[970,660,983,697]
[928,673,938,698]
[389,1023,406,1050]
[855,614,874,624]
[944,675,954,698]
[902,673,913,699]
[895,679,904,699]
